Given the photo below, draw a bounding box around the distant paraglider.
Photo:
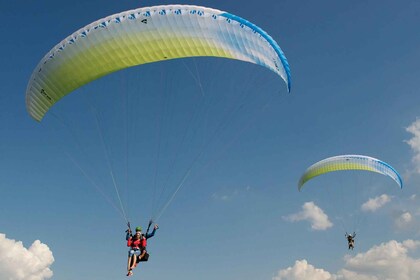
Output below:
[345,232,356,250]
[298,154,403,250]
[298,154,403,191]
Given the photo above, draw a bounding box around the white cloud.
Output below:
[273,240,420,280]
[211,186,251,201]
[405,119,420,173]
[395,212,413,229]
[212,193,229,201]
[402,239,420,250]
[273,260,335,280]
[361,194,391,212]
[284,202,333,230]
[0,233,54,280]
[340,239,420,280]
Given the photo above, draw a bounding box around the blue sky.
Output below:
[1,1,420,279]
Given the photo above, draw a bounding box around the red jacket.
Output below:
[127,236,147,249]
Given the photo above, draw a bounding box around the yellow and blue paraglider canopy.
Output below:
[298,155,403,191]
[25,4,291,122]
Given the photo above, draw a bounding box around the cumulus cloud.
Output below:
[284,202,333,230]
[0,233,54,280]
[340,239,420,280]
[361,194,391,212]
[273,239,420,280]
[402,239,420,250]
[395,212,413,229]
[273,260,335,280]
[405,119,420,173]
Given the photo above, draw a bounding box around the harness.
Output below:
[127,219,153,250]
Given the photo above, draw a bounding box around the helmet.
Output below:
[135,226,142,232]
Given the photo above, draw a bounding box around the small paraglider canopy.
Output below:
[298,154,403,191]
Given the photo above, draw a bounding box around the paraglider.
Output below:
[126,221,158,276]
[26,4,292,275]
[298,155,403,249]
[345,232,356,250]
